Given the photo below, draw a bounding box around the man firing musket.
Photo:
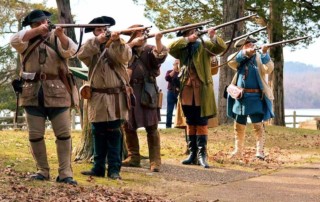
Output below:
[226,34,309,161]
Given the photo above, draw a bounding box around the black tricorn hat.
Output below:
[234,36,258,48]
[176,23,203,37]
[84,16,116,33]
[22,10,52,27]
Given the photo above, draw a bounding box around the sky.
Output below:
[29,0,319,68]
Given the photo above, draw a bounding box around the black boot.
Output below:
[182,135,197,165]
[107,128,122,180]
[82,124,107,177]
[197,135,209,168]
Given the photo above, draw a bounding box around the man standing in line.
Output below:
[122,24,167,172]
[78,16,132,180]
[165,59,180,128]
[168,25,226,168]
[227,37,274,160]
[10,10,78,185]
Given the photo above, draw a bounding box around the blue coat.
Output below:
[227,50,274,121]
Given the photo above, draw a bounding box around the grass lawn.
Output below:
[0,125,319,201]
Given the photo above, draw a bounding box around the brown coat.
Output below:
[127,44,167,130]
[77,37,132,122]
[10,31,78,107]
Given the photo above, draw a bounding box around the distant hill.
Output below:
[284,62,320,108]
[157,58,320,109]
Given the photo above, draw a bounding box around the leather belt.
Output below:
[243,88,262,93]
[92,87,123,94]
[25,72,60,82]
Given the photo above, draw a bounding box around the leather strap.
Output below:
[243,88,262,93]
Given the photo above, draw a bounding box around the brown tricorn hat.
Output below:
[234,36,257,48]
[125,24,144,43]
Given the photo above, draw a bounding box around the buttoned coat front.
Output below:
[10,30,77,107]
[77,37,132,122]
[168,37,226,118]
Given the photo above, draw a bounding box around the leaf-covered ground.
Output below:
[0,125,319,201]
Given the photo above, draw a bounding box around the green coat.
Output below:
[168,36,226,117]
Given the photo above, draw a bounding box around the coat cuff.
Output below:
[152,46,168,59]
[261,53,271,64]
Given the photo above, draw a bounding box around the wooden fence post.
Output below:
[293,111,296,128]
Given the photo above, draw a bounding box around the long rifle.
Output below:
[105,26,152,37]
[225,27,267,45]
[257,36,310,48]
[197,14,257,36]
[49,23,111,30]
[146,20,214,38]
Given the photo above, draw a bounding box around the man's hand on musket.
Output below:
[97,31,109,44]
[155,32,164,53]
[110,31,120,41]
[244,47,256,57]
[130,36,146,47]
[54,26,69,50]
[207,27,216,38]
[261,45,269,54]
[37,24,49,36]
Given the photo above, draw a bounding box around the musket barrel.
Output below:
[119,26,152,34]
[225,26,267,44]
[264,36,310,47]
[52,23,111,28]
[198,14,257,35]
[147,20,214,38]
[214,14,256,30]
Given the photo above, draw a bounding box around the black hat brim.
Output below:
[176,26,203,37]
[85,16,116,33]
[22,10,52,27]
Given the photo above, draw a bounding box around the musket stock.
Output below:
[225,26,267,44]
[197,14,257,36]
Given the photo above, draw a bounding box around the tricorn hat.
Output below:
[84,16,116,33]
[176,23,203,37]
[234,36,257,48]
[122,24,144,36]
[125,24,145,43]
[22,10,52,27]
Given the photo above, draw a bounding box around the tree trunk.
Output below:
[74,99,93,161]
[55,0,81,68]
[55,0,93,160]
[218,0,245,124]
[269,0,285,126]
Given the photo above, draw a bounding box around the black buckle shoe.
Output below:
[30,173,49,181]
[108,173,121,180]
[56,176,78,185]
[81,170,105,177]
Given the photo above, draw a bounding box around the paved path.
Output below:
[174,163,320,202]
